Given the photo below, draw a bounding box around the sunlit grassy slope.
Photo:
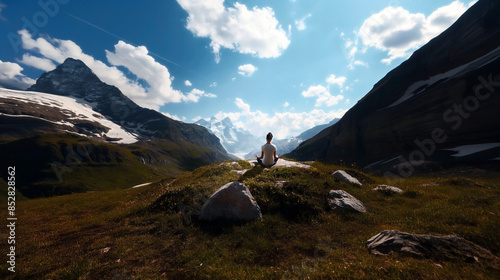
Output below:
[0,133,227,198]
[0,160,498,279]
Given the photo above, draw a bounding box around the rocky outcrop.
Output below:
[328,190,366,213]
[332,170,362,186]
[288,0,500,172]
[198,181,262,221]
[367,230,498,262]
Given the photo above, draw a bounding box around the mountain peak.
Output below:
[58,58,93,76]
[27,57,107,101]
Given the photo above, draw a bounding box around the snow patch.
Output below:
[443,143,500,157]
[384,46,500,109]
[0,88,138,144]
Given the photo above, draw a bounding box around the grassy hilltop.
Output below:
[1,160,499,279]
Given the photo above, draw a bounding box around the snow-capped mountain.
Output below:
[195,116,261,158]
[0,88,138,143]
[25,58,228,156]
[196,116,339,159]
[0,58,231,198]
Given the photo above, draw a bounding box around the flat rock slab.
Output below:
[367,230,498,262]
[248,159,311,169]
[199,181,262,222]
[328,190,366,213]
[332,170,362,186]
[231,169,249,176]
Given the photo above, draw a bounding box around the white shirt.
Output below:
[261,143,277,166]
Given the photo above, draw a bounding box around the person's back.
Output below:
[255,132,280,167]
[261,143,277,166]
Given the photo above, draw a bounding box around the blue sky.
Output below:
[0,0,476,139]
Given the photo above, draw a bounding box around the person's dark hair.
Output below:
[266,132,273,141]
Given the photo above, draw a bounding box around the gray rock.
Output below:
[231,169,249,176]
[199,181,262,221]
[367,230,498,262]
[332,170,362,186]
[220,161,241,168]
[373,185,403,194]
[328,190,366,213]
[275,180,288,188]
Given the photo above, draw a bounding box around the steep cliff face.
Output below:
[288,0,500,173]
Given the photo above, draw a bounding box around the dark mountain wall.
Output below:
[288,0,500,172]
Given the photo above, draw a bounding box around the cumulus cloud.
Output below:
[0,60,36,89]
[16,30,215,111]
[237,64,258,77]
[358,1,475,64]
[326,74,347,88]
[295,13,311,31]
[184,80,192,86]
[301,85,344,107]
[19,54,56,71]
[176,0,290,62]
[215,98,347,139]
[301,74,347,107]
[183,88,216,103]
[340,32,368,70]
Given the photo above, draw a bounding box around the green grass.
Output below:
[0,161,498,279]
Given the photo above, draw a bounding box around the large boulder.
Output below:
[367,230,498,262]
[328,190,366,213]
[332,170,362,186]
[198,181,262,222]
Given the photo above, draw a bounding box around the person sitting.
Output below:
[255,132,281,167]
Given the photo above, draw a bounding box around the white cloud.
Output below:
[19,54,56,71]
[0,1,6,21]
[359,1,473,64]
[182,88,216,103]
[184,80,192,86]
[105,40,187,107]
[301,85,344,107]
[17,30,215,111]
[209,82,217,87]
[176,0,290,62]
[0,59,36,89]
[162,112,185,122]
[237,64,258,77]
[283,101,289,107]
[216,98,347,139]
[326,74,347,88]
[340,32,368,70]
[235,97,250,113]
[295,13,311,31]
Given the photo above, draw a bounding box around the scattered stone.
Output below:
[367,230,498,262]
[332,170,362,186]
[198,181,262,222]
[275,181,288,188]
[100,247,111,254]
[373,185,403,194]
[328,190,366,213]
[231,169,249,176]
[420,182,439,187]
[220,161,241,168]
